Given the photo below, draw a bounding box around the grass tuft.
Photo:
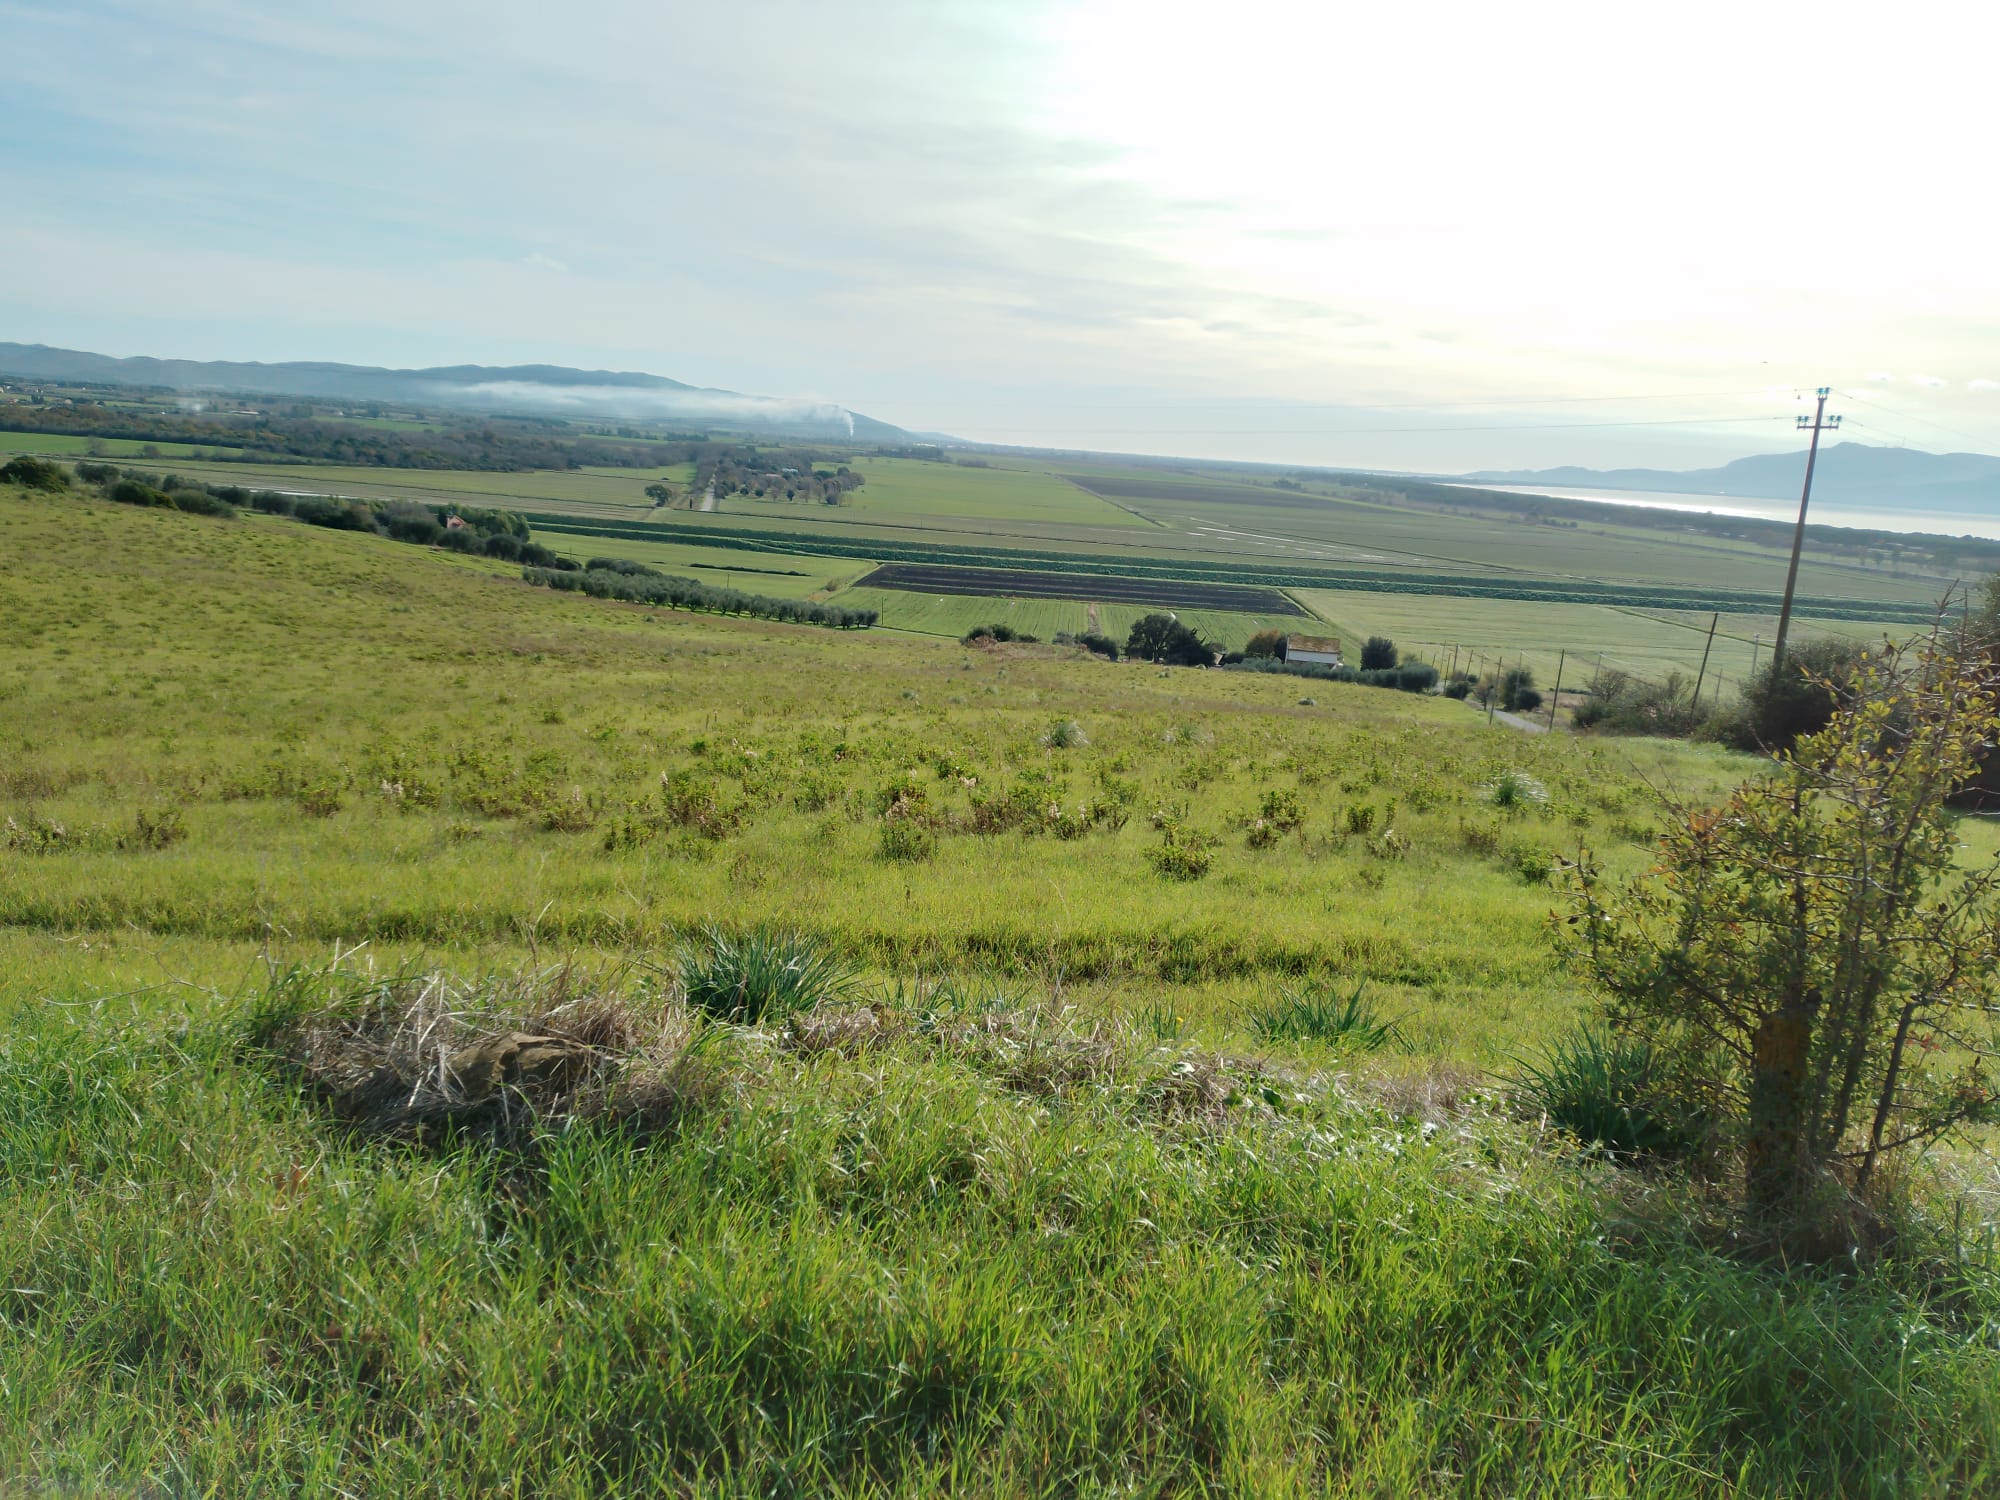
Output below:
[1514,1023,1702,1159]
[1248,979,1399,1051]
[678,925,860,1023]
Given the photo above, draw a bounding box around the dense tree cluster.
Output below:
[1124,613,1213,666]
[697,447,866,506]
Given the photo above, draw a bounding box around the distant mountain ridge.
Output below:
[1464,443,2000,515]
[0,342,912,443]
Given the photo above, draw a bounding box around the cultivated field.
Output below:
[861,561,1306,616]
[5,481,1999,1493]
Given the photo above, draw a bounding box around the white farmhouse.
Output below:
[1285,634,1343,668]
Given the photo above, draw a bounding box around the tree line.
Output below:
[523,559,878,629]
[3,454,574,567]
[0,402,681,471]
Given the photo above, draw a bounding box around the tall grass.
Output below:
[2,982,1996,1495]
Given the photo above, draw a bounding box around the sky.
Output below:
[2,0,1998,473]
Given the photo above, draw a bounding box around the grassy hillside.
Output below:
[4,484,1997,1495]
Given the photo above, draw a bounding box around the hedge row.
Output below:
[522,565,877,629]
[1224,657,1441,692]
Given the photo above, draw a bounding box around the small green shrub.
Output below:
[127,806,188,850]
[678,927,859,1022]
[1258,787,1304,832]
[1041,719,1087,749]
[1147,813,1218,879]
[1249,980,1398,1051]
[1487,769,1548,811]
[878,816,936,863]
[1502,839,1558,884]
[1514,1025,1700,1160]
[296,780,345,817]
[3,813,109,853]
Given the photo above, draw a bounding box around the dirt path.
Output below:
[697,485,717,512]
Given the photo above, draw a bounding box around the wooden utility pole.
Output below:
[1690,612,1719,708]
[1771,386,1842,675]
[1548,649,1565,732]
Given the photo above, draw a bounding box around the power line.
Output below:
[955,414,1790,438]
[898,386,1782,415]
[1834,387,1992,449]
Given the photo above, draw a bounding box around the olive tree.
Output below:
[1564,632,2000,1218]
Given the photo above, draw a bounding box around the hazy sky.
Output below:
[3,0,1997,471]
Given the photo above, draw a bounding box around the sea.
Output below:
[1453,484,2000,543]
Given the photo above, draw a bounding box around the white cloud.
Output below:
[4,0,2000,467]
[1971,378,2000,393]
[1911,374,1948,387]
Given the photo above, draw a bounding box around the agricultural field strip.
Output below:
[79,446,1930,605]
[861,562,1306,617]
[1062,469,1952,599]
[518,513,1940,622]
[1080,476,1936,604]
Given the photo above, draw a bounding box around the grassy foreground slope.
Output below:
[3,485,1997,1497]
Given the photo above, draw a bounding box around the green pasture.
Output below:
[0,430,209,458]
[541,532,874,598]
[5,482,1999,1494]
[846,456,1147,527]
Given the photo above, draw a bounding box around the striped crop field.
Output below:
[854,561,1306,615]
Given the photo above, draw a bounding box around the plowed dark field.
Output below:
[862,562,1306,616]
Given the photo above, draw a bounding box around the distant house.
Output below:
[443,513,468,530]
[1285,634,1343,668]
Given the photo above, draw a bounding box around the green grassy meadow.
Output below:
[0,430,210,458]
[5,482,2000,1494]
[845,457,1149,528]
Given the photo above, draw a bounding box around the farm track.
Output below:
[862,562,1307,616]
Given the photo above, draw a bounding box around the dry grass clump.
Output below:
[1139,1049,1309,1126]
[918,1003,1122,1098]
[783,1002,906,1056]
[1362,1060,1490,1126]
[247,958,725,1145]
